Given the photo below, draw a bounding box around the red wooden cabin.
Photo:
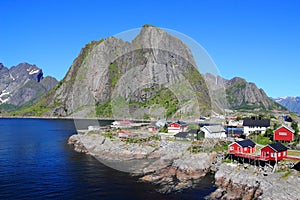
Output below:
[260,142,288,161]
[168,121,188,133]
[229,139,256,154]
[273,125,294,142]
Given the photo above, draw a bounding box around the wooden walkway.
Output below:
[232,153,268,161]
[286,156,300,161]
[232,153,300,162]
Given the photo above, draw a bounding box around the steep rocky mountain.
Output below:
[204,73,287,112]
[19,25,211,119]
[0,62,58,112]
[273,96,300,114]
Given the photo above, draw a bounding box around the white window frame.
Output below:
[271,153,275,158]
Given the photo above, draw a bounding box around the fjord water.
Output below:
[0,118,215,199]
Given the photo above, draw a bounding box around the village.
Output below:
[85,114,300,174]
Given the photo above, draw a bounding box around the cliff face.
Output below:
[0,62,58,111]
[28,25,211,119]
[204,74,287,112]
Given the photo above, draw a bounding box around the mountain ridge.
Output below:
[273,96,300,114]
[14,25,211,119]
[204,73,287,112]
[0,62,58,112]
[10,26,289,117]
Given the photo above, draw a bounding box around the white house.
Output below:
[243,118,270,136]
[201,125,226,138]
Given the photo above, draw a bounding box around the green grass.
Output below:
[96,101,112,117]
[108,63,121,88]
[129,87,179,118]
[282,170,292,178]
[287,150,300,157]
[249,134,271,145]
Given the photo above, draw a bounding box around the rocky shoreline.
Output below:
[68,133,219,193]
[209,162,300,200]
[68,133,300,199]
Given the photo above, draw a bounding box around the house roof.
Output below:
[174,132,188,138]
[268,142,288,152]
[274,125,295,133]
[188,129,199,134]
[243,118,270,127]
[202,125,225,133]
[236,139,256,148]
[169,121,188,126]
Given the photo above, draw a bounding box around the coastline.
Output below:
[68,131,300,199]
[0,115,150,122]
[68,132,221,193]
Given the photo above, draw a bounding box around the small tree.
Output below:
[292,122,299,143]
[291,121,299,134]
[273,122,280,130]
[265,128,274,140]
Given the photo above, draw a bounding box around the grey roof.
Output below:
[243,118,270,127]
[202,125,225,133]
[268,142,288,152]
[188,129,199,134]
[175,121,188,126]
[174,132,188,138]
[236,139,256,148]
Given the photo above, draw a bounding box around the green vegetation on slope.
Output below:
[95,100,112,117]
[129,87,179,119]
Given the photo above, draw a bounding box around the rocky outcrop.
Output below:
[209,163,300,200]
[204,73,287,112]
[68,133,217,193]
[141,151,215,193]
[0,62,58,111]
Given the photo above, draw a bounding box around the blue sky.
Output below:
[1,0,299,97]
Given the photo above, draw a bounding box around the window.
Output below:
[230,146,234,151]
[279,132,287,136]
[244,147,247,151]
[278,153,281,157]
[283,152,286,156]
[271,153,275,158]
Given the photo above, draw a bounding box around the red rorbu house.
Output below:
[229,139,256,154]
[273,125,295,142]
[118,130,132,138]
[260,142,288,161]
[167,121,188,133]
[148,126,158,132]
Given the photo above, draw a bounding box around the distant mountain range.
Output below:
[273,96,300,114]
[204,74,287,112]
[0,62,58,112]
[11,25,288,118]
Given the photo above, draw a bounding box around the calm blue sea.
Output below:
[0,118,215,199]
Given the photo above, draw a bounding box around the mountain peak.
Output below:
[0,63,58,110]
[22,25,210,118]
[205,73,287,112]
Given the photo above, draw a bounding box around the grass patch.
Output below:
[103,132,113,138]
[287,150,300,157]
[282,170,292,178]
[96,101,112,117]
[249,134,271,145]
[129,87,179,118]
